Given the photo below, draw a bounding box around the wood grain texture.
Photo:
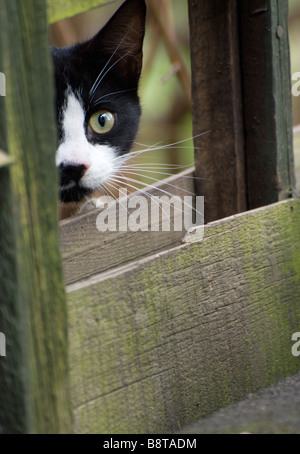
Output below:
[188,0,295,221]
[180,372,300,434]
[47,0,114,23]
[60,169,199,284]
[188,0,247,222]
[67,198,300,434]
[0,0,71,434]
[240,0,296,208]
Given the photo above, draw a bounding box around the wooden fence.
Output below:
[0,0,299,434]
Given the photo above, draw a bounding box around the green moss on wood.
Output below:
[0,0,71,434]
[66,199,300,434]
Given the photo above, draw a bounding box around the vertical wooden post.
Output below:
[188,0,295,222]
[240,0,296,209]
[0,0,72,433]
[188,0,247,223]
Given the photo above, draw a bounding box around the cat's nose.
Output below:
[60,163,88,185]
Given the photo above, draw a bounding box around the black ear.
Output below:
[81,0,146,81]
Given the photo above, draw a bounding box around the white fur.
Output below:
[56,92,119,191]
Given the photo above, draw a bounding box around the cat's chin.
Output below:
[58,197,100,220]
[59,186,93,204]
[58,186,93,219]
[59,201,83,220]
[58,187,107,220]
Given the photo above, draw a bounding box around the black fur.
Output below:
[51,0,146,203]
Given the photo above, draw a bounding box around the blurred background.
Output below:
[49,0,300,192]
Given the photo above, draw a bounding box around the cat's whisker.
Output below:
[120,163,194,171]
[116,144,196,163]
[121,168,174,179]
[121,167,189,176]
[130,130,210,155]
[91,88,136,107]
[120,168,177,183]
[89,33,130,98]
[97,181,129,217]
[111,132,210,167]
[134,141,163,147]
[120,166,206,182]
[121,162,191,168]
[119,168,205,185]
[115,173,197,199]
[102,181,131,217]
[108,176,179,226]
[112,177,203,228]
[114,147,191,166]
[112,173,203,220]
[126,146,193,159]
[120,169,174,179]
[90,50,133,102]
[102,182,118,200]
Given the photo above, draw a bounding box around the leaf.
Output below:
[47,0,115,24]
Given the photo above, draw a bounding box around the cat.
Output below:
[51,0,146,219]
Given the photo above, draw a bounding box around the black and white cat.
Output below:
[51,0,146,218]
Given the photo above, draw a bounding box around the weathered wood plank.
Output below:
[240,0,296,208]
[188,0,247,222]
[60,168,199,284]
[188,0,296,221]
[66,198,300,434]
[180,372,300,434]
[47,0,114,24]
[0,0,71,434]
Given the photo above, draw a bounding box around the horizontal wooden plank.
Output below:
[66,198,300,433]
[60,169,198,284]
[180,372,300,434]
[47,0,114,24]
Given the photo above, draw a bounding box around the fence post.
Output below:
[239,0,296,208]
[188,0,295,222]
[0,0,72,433]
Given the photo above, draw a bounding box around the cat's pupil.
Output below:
[98,114,106,127]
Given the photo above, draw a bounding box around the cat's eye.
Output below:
[88,110,115,134]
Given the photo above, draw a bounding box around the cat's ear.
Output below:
[85,0,146,81]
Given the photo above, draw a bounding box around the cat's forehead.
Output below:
[63,86,84,111]
[52,47,92,94]
[52,46,121,110]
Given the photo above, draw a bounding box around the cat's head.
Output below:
[51,0,146,209]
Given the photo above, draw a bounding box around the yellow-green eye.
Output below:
[89,110,115,134]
